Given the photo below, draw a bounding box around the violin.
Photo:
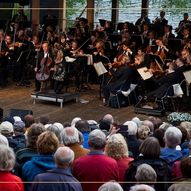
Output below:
[112,54,129,68]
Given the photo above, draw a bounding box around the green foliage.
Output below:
[151,0,191,8]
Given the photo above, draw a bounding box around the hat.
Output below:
[14,121,25,132]
[13,116,22,122]
[0,121,14,134]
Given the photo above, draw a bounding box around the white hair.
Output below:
[123,121,138,135]
[54,146,74,165]
[98,181,123,191]
[0,134,9,146]
[53,122,64,132]
[132,117,142,127]
[103,114,114,124]
[71,117,81,127]
[0,145,15,171]
[130,184,155,191]
[164,126,182,148]
[61,127,79,145]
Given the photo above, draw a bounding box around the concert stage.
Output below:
[31,90,79,108]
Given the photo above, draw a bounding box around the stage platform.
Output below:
[31,90,79,108]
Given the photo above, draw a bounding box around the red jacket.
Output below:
[0,171,24,191]
[73,151,119,191]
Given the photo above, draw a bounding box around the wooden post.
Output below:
[111,0,119,31]
[141,0,149,17]
[31,0,40,35]
[87,0,94,29]
[58,0,66,32]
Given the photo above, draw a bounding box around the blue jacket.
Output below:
[160,148,183,165]
[22,154,55,182]
[30,168,83,191]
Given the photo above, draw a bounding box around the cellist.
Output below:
[34,42,54,92]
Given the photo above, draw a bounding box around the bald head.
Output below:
[54,146,74,167]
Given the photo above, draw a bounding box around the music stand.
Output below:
[168,38,182,52]
[99,19,106,27]
[148,54,165,69]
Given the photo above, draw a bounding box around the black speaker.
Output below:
[9,109,33,120]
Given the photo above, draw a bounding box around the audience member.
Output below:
[22,131,59,190]
[98,181,124,191]
[105,133,134,181]
[0,145,24,191]
[61,126,89,160]
[30,146,83,191]
[73,129,119,191]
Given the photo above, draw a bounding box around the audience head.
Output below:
[27,123,45,150]
[153,128,165,148]
[0,145,15,171]
[130,184,155,191]
[99,114,114,132]
[53,122,64,132]
[135,163,157,182]
[139,137,160,158]
[0,134,9,146]
[98,181,123,191]
[164,126,182,148]
[138,125,151,141]
[39,115,50,125]
[47,124,62,143]
[71,117,81,127]
[75,120,90,132]
[180,156,191,178]
[88,129,106,150]
[37,131,59,155]
[0,121,14,137]
[105,133,129,159]
[24,114,35,129]
[13,120,25,135]
[142,120,154,132]
[54,146,74,168]
[123,121,138,136]
[61,127,79,145]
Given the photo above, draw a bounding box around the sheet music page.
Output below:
[137,67,153,80]
[183,70,191,84]
[65,56,76,62]
[93,62,108,76]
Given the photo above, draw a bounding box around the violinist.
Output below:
[162,25,175,45]
[34,42,54,92]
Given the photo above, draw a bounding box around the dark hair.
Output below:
[181,157,191,178]
[24,114,35,128]
[75,120,90,132]
[139,137,161,158]
[177,126,189,144]
[39,115,49,125]
[27,123,45,150]
[153,128,165,148]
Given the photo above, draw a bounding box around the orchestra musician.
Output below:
[176,13,191,35]
[162,25,175,45]
[34,42,54,92]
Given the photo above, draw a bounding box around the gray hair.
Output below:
[0,145,15,171]
[130,184,155,191]
[61,127,79,145]
[54,146,74,166]
[47,124,61,143]
[164,126,182,148]
[88,129,106,149]
[135,164,157,182]
[0,134,9,146]
[98,181,123,191]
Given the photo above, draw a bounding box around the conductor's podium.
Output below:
[31,90,79,108]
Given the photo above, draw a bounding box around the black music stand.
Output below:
[148,54,165,68]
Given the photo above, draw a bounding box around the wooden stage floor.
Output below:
[0,83,166,124]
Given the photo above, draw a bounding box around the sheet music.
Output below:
[93,62,108,76]
[183,70,191,84]
[137,67,153,80]
[65,56,76,62]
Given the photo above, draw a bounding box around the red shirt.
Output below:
[73,153,119,191]
[0,171,24,191]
